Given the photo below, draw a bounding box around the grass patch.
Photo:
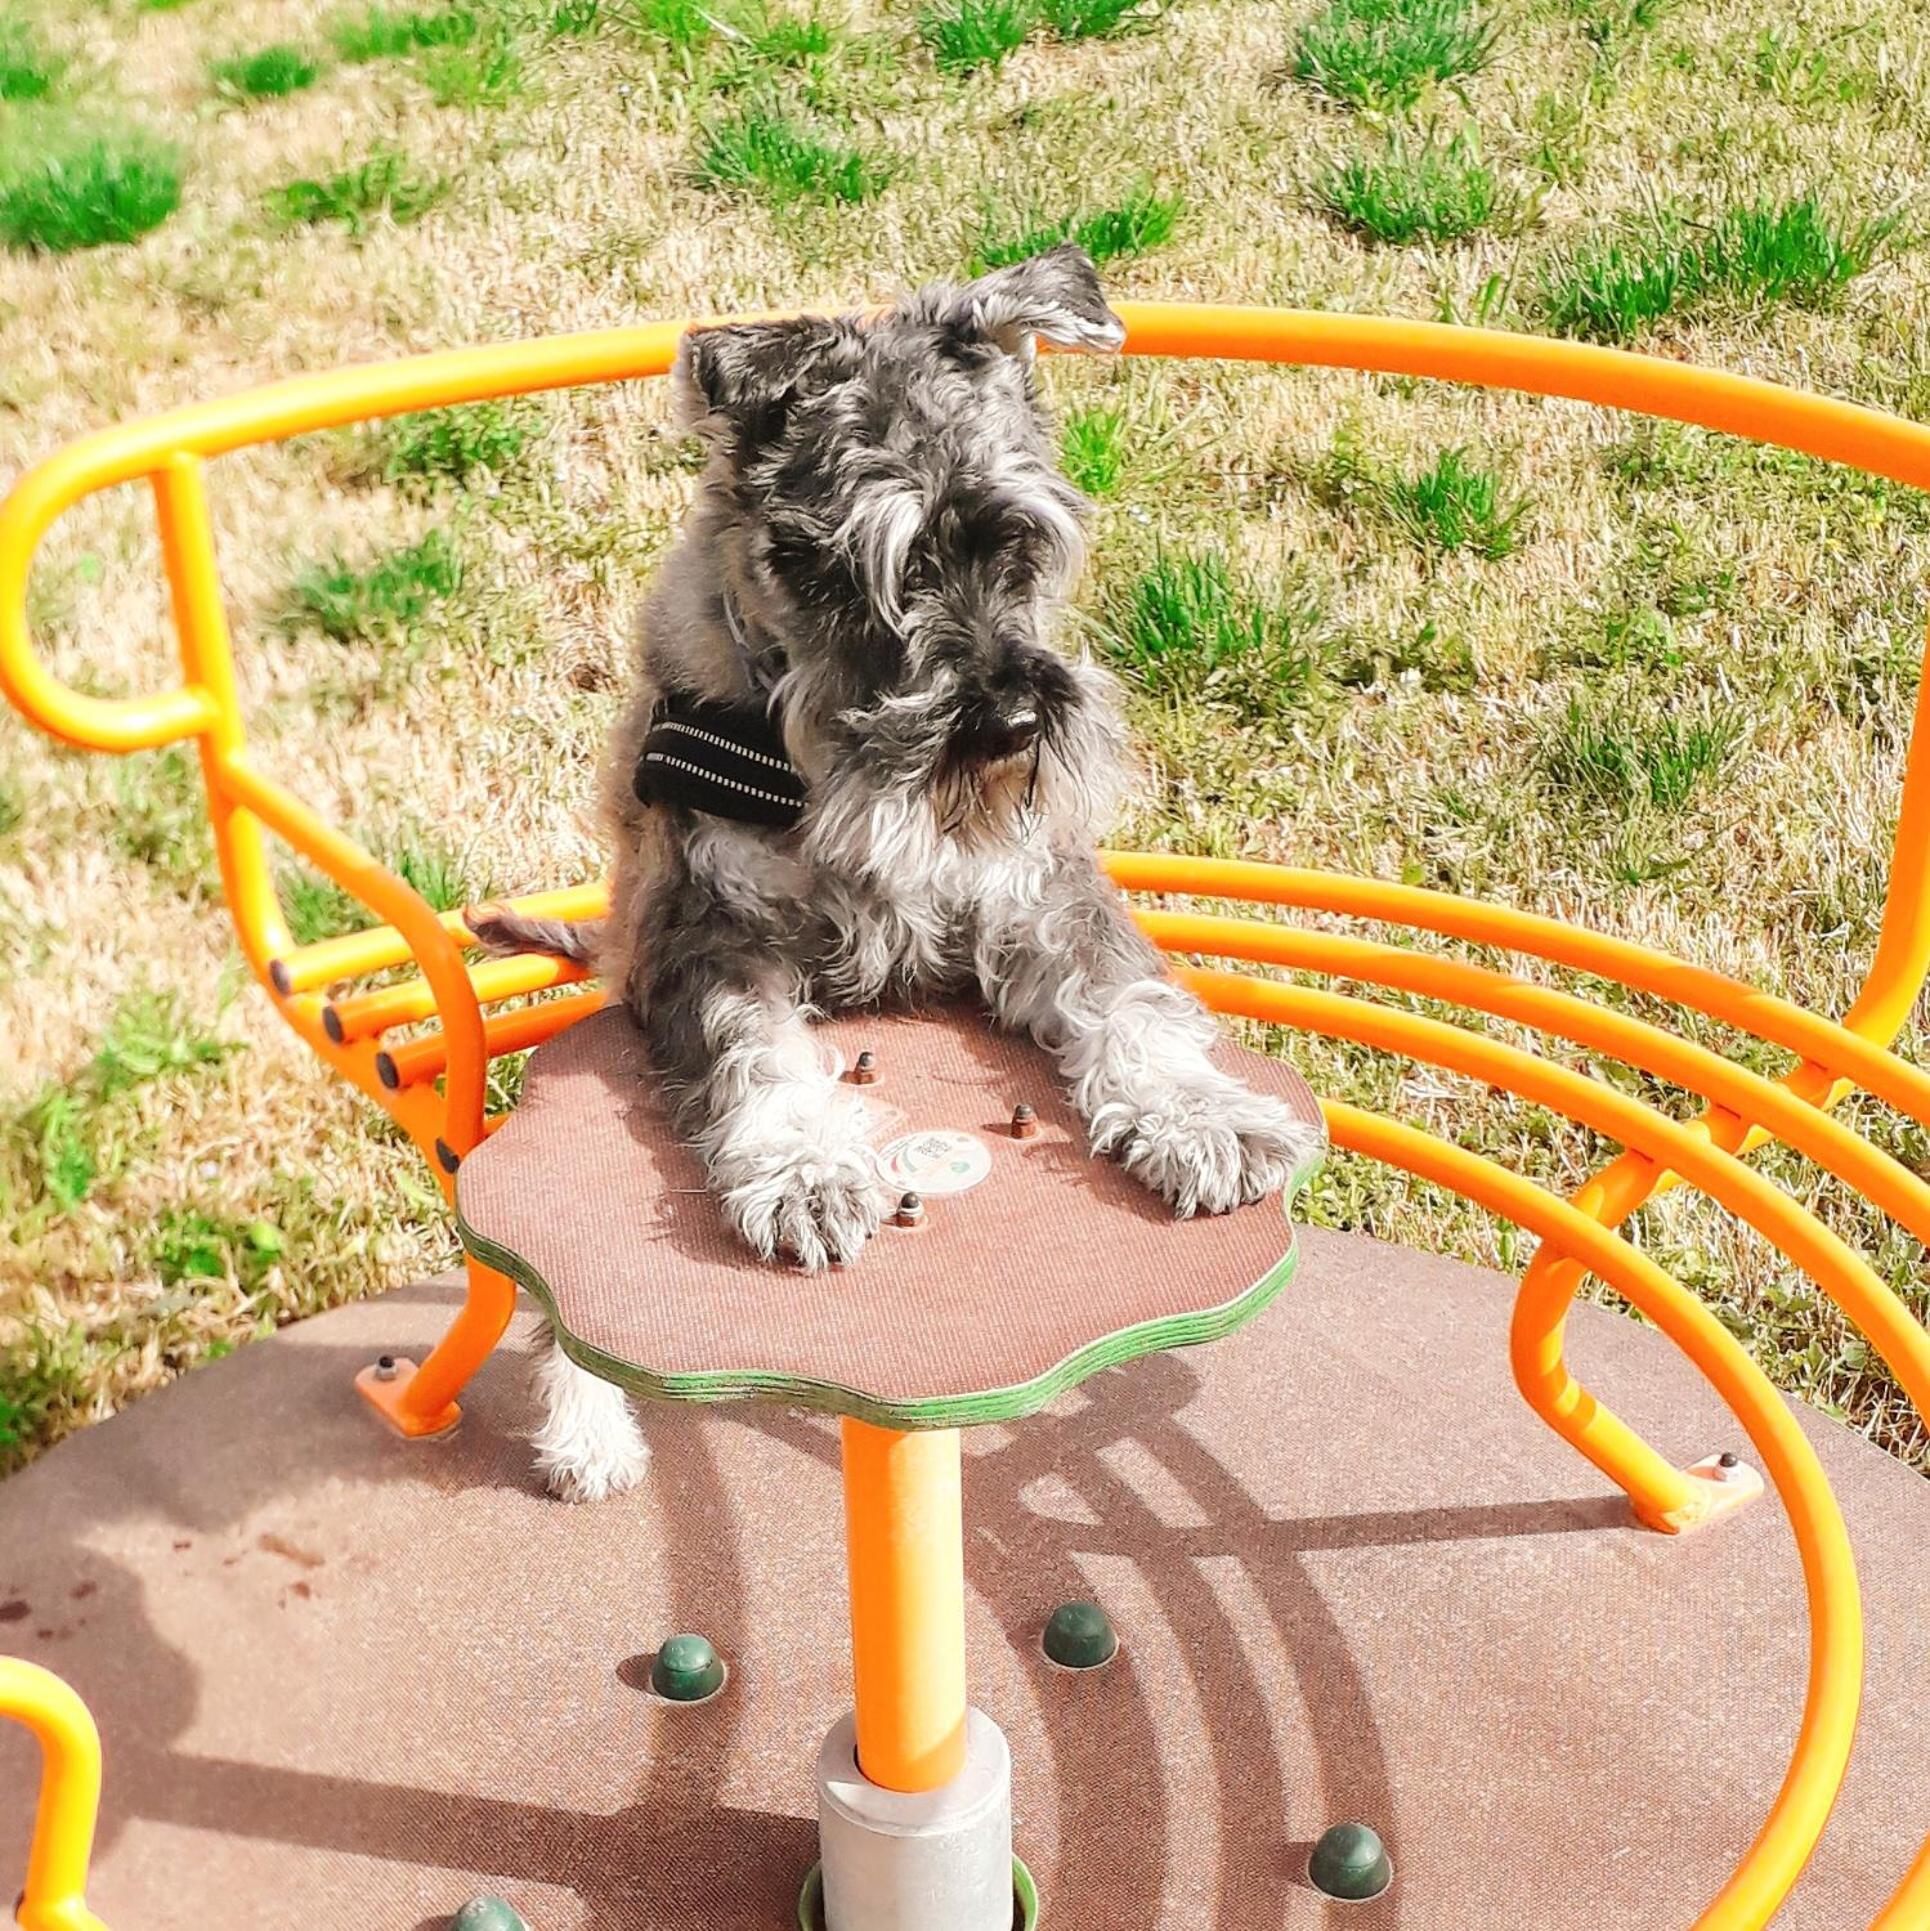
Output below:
[376,399,537,489]
[282,529,462,642]
[0,136,182,253]
[392,828,479,911]
[1539,196,1895,342]
[1566,0,1665,53]
[419,29,524,106]
[1098,549,1322,714]
[280,867,365,945]
[0,12,58,100]
[210,43,324,99]
[268,149,447,233]
[1700,197,1897,307]
[1291,0,1497,111]
[1316,127,1511,244]
[1037,0,1152,40]
[108,748,214,897]
[6,990,237,1215]
[1385,446,1529,557]
[1061,404,1128,496]
[974,184,1179,270]
[330,2,478,61]
[919,0,1031,73]
[695,107,886,204]
[549,0,602,31]
[1541,693,1745,814]
[150,1208,286,1292]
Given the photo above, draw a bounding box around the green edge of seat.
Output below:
[454,1144,1323,1433]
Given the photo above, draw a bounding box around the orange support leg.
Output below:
[840,1418,970,1794]
[356,1255,519,1438]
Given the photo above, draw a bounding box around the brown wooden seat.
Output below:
[454,1006,1326,1428]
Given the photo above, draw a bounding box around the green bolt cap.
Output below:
[650,1633,726,1702]
[1042,1599,1118,1670]
[1308,1822,1392,1902]
[452,1898,531,1931]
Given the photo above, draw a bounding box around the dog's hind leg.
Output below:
[529,1322,652,1502]
[978,856,1324,1217]
[468,903,604,964]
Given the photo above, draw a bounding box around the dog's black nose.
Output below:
[982,701,1040,760]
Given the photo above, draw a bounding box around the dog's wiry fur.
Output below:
[474,247,1322,1502]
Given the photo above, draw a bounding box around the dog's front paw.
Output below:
[717,1130,887,1269]
[1101,1080,1319,1220]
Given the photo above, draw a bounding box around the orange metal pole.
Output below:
[152,454,293,978]
[1,1658,111,1931]
[1872,1838,1930,1929]
[840,1418,969,1794]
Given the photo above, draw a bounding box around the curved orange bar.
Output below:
[1310,1100,1859,1931]
[1141,911,1930,1431]
[1185,970,1899,1518]
[0,1657,111,1931]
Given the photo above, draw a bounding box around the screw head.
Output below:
[1011,1101,1039,1140]
[1717,1451,1739,1468]
[1042,1599,1117,1670]
[453,1900,532,1931]
[1308,1822,1392,1901]
[372,1354,399,1383]
[895,1191,925,1227]
[650,1633,726,1703]
[851,1050,879,1085]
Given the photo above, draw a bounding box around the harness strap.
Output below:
[633,694,807,829]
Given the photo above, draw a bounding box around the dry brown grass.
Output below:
[2,0,1927,1469]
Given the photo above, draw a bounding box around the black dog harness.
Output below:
[633,694,807,829]
[632,598,806,828]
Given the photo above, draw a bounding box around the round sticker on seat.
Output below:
[875,1129,992,1197]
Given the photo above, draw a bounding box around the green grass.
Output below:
[742,5,839,60]
[282,529,463,642]
[1062,404,1128,496]
[0,775,22,843]
[330,1,478,61]
[1385,446,1529,557]
[280,867,365,945]
[209,43,324,99]
[108,748,215,897]
[8,991,237,1216]
[1317,127,1509,244]
[1036,0,1151,40]
[1539,196,1895,342]
[1566,0,1666,52]
[0,12,58,100]
[392,828,479,911]
[268,149,447,233]
[377,399,537,488]
[419,29,524,105]
[695,107,886,204]
[1541,693,1745,814]
[919,0,1032,72]
[1099,549,1322,714]
[974,185,1179,271]
[0,137,182,254]
[548,0,601,32]
[1291,0,1497,111]
[150,1208,286,1292]
[1701,197,1898,307]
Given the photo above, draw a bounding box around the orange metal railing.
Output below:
[2,305,1927,1928]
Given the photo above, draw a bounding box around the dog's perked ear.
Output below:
[948,243,1128,358]
[672,314,855,440]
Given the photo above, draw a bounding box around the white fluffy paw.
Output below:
[1100,1078,1319,1220]
[531,1337,651,1503]
[716,1128,886,1269]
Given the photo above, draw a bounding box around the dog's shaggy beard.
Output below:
[791,656,1129,889]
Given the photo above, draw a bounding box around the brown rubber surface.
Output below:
[457,1005,1324,1421]
[1,1233,1925,1930]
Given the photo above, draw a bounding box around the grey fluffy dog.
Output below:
[474,246,1322,1501]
